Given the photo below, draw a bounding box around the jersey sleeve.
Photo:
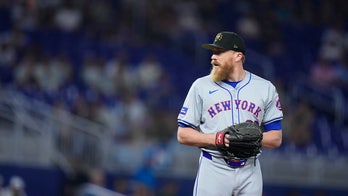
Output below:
[262,82,283,128]
[177,80,202,129]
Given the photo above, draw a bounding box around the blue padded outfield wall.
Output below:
[1,164,347,196]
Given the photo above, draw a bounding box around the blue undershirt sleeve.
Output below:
[178,122,188,127]
[264,120,282,132]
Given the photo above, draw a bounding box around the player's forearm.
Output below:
[262,130,282,148]
[177,127,216,147]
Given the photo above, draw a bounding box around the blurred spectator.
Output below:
[118,90,148,142]
[236,13,260,40]
[2,175,27,196]
[81,54,105,94]
[285,99,315,148]
[113,177,130,195]
[94,99,127,140]
[54,1,82,32]
[136,53,163,91]
[48,54,73,90]
[158,181,178,196]
[88,168,106,187]
[174,1,201,33]
[147,110,177,143]
[319,21,346,62]
[53,98,74,155]
[0,41,16,83]
[104,51,138,94]
[10,0,38,30]
[84,0,114,34]
[334,52,348,91]
[27,55,51,91]
[0,28,28,69]
[132,147,159,196]
[33,54,72,93]
[0,41,16,67]
[70,93,90,119]
[77,168,125,196]
[309,57,338,89]
[144,71,175,110]
[13,53,42,96]
[272,0,294,23]
[87,95,106,124]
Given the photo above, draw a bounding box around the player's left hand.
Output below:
[215,131,231,148]
[215,122,263,158]
[224,134,230,147]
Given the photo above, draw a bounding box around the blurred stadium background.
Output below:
[0,0,348,195]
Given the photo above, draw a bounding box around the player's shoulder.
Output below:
[249,71,274,86]
[192,75,214,85]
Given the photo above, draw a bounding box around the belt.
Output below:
[202,151,247,168]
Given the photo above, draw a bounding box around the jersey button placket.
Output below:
[230,88,238,125]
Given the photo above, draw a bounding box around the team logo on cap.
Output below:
[214,33,223,42]
[233,44,238,49]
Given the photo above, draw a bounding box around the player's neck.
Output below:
[226,69,245,82]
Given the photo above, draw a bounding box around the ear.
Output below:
[237,52,243,58]
[234,52,244,62]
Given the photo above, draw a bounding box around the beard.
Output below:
[210,63,230,82]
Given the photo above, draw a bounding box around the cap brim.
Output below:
[202,44,224,50]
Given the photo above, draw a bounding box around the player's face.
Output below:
[210,49,234,82]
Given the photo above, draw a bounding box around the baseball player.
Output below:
[177,31,283,196]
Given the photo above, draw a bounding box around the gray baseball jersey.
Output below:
[178,71,283,157]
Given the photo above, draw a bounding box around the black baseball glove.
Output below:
[215,122,263,158]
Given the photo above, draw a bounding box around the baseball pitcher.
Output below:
[177,31,283,196]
